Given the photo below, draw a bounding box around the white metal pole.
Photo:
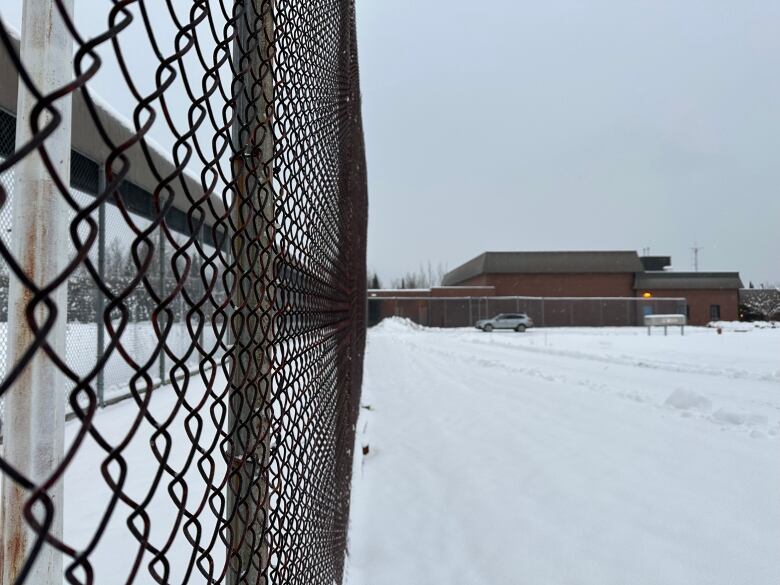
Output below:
[1,1,74,584]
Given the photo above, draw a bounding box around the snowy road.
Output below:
[345,320,780,585]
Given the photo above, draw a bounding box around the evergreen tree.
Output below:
[106,237,125,279]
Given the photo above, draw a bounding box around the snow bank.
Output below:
[711,408,769,427]
[707,320,778,330]
[664,388,712,412]
[371,316,423,333]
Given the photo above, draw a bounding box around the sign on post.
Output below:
[644,314,686,336]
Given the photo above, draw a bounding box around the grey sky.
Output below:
[2,1,778,285]
[355,0,780,285]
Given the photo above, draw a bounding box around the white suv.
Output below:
[475,313,534,333]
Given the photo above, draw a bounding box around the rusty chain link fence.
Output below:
[0,0,367,583]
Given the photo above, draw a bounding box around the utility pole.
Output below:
[1,1,74,584]
[691,242,703,272]
[227,1,274,583]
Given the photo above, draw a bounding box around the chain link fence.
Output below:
[0,1,367,583]
[0,109,14,388]
[1,113,225,418]
[369,296,688,328]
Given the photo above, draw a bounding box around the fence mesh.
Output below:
[0,1,367,583]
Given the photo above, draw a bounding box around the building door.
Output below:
[709,304,721,321]
[368,298,382,326]
[419,303,428,327]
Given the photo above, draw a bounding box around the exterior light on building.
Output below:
[642,292,653,299]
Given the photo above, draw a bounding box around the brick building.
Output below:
[634,272,742,324]
[436,250,742,326]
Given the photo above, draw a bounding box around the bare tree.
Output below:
[391,261,448,289]
[106,237,126,279]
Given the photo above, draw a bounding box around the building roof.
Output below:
[639,256,671,271]
[0,32,225,228]
[442,251,644,285]
[635,272,743,290]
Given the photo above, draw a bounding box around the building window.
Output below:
[709,305,721,320]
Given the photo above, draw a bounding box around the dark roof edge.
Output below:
[441,252,487,286]
[635,271,743,290]
[443,250,643,284]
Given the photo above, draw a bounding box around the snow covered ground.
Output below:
[62,371,228,584]
[0,321,217,400]
[345,319,780,585]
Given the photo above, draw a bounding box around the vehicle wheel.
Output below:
[483,324,493,332]
[515,324,526,332]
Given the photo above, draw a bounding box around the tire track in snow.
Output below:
[387,330,780,438]
[453,333,779,383]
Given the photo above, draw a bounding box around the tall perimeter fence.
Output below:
[369,296,688,328]
[0,1,367,584]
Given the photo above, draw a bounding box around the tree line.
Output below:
[367,261,448,290]
[0,236,212,323]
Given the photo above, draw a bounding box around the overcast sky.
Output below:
[2,1,779,285]
[355,0,780,285]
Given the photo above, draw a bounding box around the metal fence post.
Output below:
[198,223,205,351]
[96,169,106,406]
[158,226,165,385]
[1,1,74,583]
[228,1,274,582]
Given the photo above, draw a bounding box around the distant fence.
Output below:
[368,296,688,328]
[0,132,224,408]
